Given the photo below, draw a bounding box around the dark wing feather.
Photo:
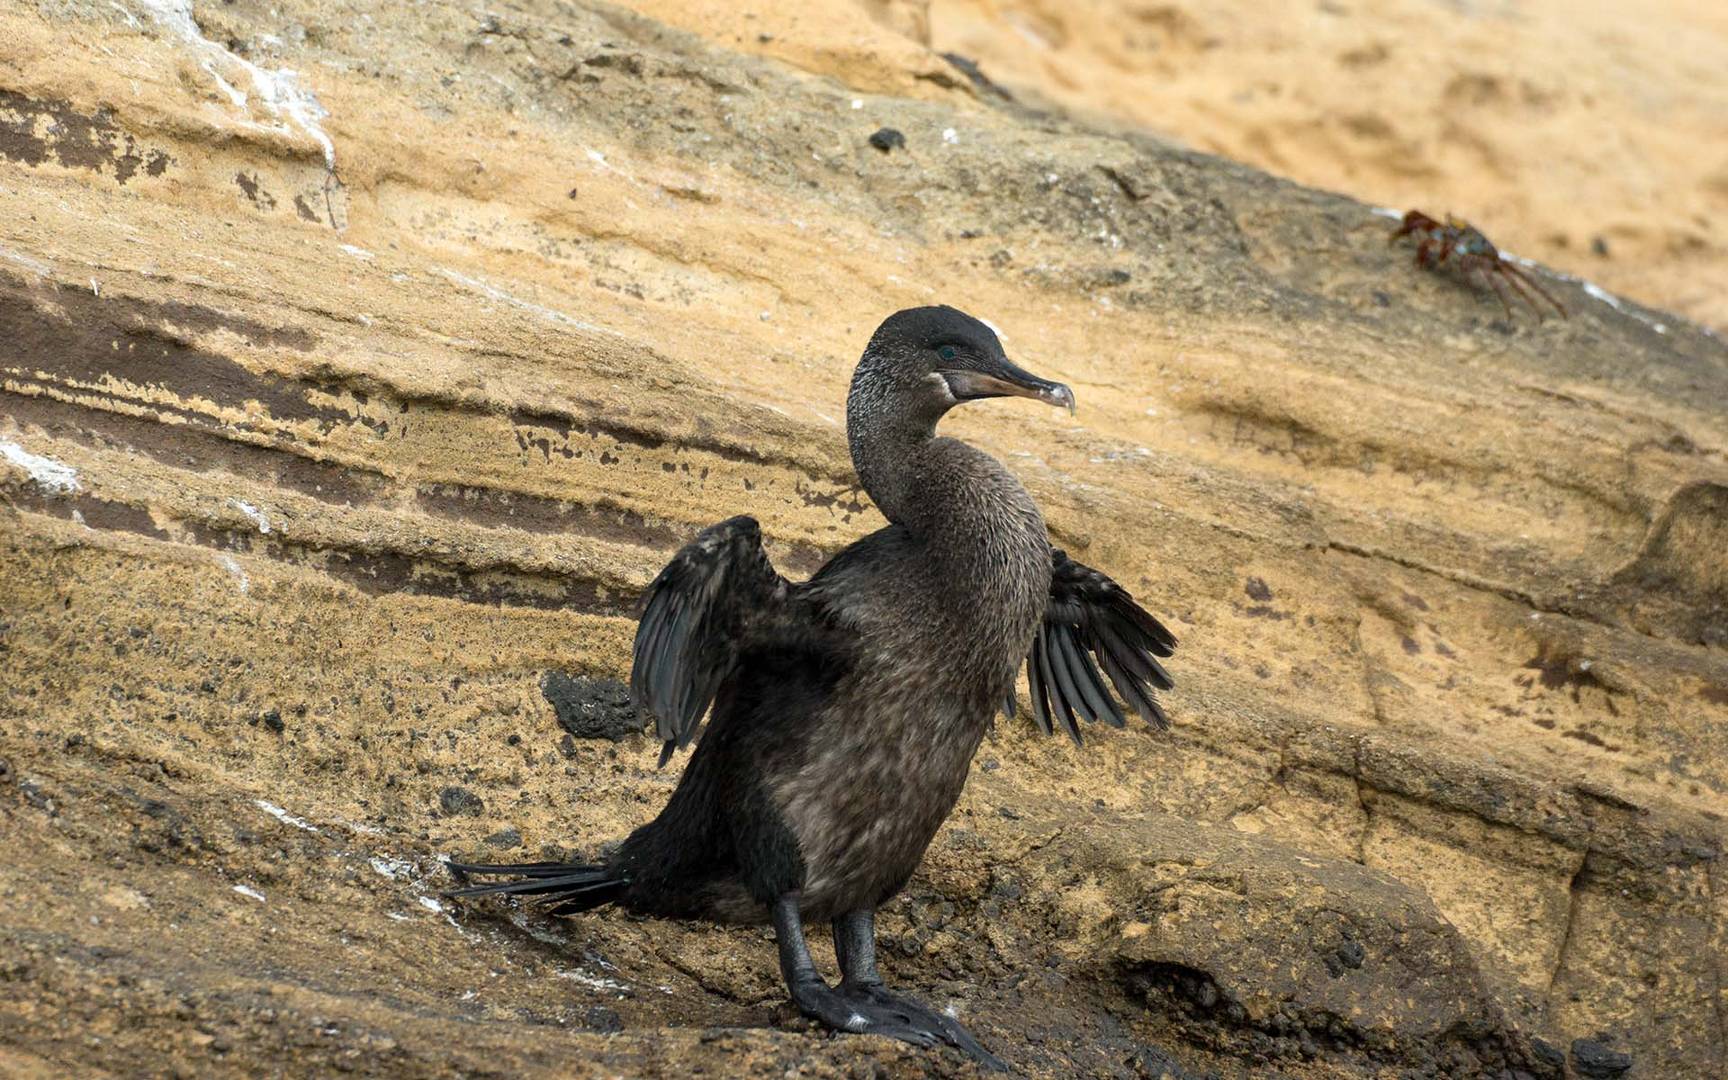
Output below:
[1038,623,1082,744]
[630,515,790,762]
[1025,633,1054,736]
[1008,548,1177,736]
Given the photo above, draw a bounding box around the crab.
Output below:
[1391,210,1566,320]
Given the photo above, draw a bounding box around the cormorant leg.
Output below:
[832,908,884,989]
[832,909,1007,1071]
[769,895,936,1049]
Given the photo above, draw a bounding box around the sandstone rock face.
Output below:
[2,2,1725,1077]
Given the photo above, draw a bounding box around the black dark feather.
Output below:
[1049,626,1097,725]
[447,860,583,876]
[1017,549,1177,739]
[448,875,617,899]
[1026,639,1053,736]
[443,859,629,914]
[1096,619,1174,691]
[1064,626,1123,728]
[1038,625,1082,744]
[628,516,792,757]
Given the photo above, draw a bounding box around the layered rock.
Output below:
[2,1,1725,1076]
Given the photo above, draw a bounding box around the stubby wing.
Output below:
[1018,549,1177,744]
[631,515,789,765]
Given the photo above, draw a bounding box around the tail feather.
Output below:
[445,859,628,915]
[447,861,587,877]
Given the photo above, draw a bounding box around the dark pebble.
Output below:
[261,709,284,734]
[1570,1038,1632,1078]
[482,826,522,848]
[868,127,906,153]
[585,1005,623,1033]
[439,786,485,817]
[1529,1037,1566,1070]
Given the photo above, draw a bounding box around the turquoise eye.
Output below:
[937,345,959,362]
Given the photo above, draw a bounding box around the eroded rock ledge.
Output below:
[2,0,1725,1076]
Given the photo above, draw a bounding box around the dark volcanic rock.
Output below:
[868,127,906,153]
[1571,1038,1633,1078]
[541,672,644,742]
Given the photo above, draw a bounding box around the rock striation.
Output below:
[2,1,1725,1076]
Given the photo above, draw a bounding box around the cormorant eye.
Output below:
[937,345,959,362]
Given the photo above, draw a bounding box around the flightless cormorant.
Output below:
[449,306,1177,1068]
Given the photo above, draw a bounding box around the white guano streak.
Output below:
[1,440,81,493]
[228,498,272,534]
[254,799,317,832]
[133,0,336,170]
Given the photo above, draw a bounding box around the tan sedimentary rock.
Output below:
[1,1,1724,1076]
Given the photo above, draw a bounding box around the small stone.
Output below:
[1529,1037,1565,1070]
[1570,1038,1632,1078]
[868,128,906,153]
[584,1004,623,1032]
[260,708,284,734]
[482,826,522,848]
[439,786,485,817]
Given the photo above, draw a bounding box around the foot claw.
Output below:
[838,983,1006,1070]
[787,978,1004,1065]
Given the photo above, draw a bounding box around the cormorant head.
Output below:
[854,305,1075,424]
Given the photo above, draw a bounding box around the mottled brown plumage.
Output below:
[450,306,1178,1068]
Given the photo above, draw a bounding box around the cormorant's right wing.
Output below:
[1012,549,1177,744]
[630,515,791,765]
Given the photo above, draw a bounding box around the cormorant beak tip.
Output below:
[1044,383,1076,416]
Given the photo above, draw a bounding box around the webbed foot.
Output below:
[774,897,1009,1069]
[787,976,941,1049]
[838,981,1007,1071]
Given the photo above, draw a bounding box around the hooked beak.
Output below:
[941,362,1076,415]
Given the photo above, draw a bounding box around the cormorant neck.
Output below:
[846,359,946,529]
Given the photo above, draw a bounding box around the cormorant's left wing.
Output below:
[1010,549,1177,744]
[631,515,791,765]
